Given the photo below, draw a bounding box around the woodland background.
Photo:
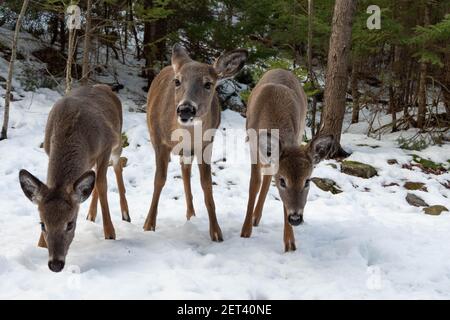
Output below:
[0,0,449,150]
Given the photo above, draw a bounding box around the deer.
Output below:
[143,44,248,241]
[240,69,333,252]
[18,85,130,272]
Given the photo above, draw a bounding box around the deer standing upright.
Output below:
[143,44,248,241]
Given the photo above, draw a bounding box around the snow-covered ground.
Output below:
[1,28,450,300]
[1,85,449,299]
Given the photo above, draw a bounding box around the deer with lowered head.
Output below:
[143,44,248,241]
[241,69,333,252]
[19,85,130,272]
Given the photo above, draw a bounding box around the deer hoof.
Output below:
[143,225,156,232]
[186,211,196,221]
[210,229,224,242]
[104,230,116,240]
[122,212,131,223]
[284,241,297,252]
[240,228,252,238]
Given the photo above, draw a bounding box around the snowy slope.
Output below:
[0,84,449,299]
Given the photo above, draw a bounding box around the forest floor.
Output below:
[0,28,450,299]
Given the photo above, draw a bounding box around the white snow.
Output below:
[1,29,450,300]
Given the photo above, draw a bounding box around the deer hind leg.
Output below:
[97,150,116,240]
[143,145,170,231]
[283,206,296,252]
[37,232,47,248]
[112,150,130,223]
[241,164,261,238]
[252,174,272,227]
[181,158,195,221]
[86,187,98,222]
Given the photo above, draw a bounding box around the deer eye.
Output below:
[204,82,213,90]
[67,221,75,232]
[40,222,46,232]
[279,178,287,188]
[174,79,181,87]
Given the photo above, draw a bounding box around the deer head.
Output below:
[259,135,334,226]
[171,44,248,126]
[19,170,95,272]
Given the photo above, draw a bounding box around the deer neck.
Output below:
[46,142,90,190]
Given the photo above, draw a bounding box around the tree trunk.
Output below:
[417,62,427,129]
[65,27,77,94]
[59,13,66,54]
[1,0,29,141]
[443,51,450,119]
[143,0,167,89]
[351,60,360,124]
[318,0,356,158]
[81,0,93,85]
[308,0,318,136]
[417,3,430,129]
[129,0,141,59]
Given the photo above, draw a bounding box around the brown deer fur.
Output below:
[143,44,248,241]
[19,85,130,272]
[241,69,333,252]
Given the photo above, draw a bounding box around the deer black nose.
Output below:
[288,213,304,226]
[48,260,65,273]
[177,103,197,122]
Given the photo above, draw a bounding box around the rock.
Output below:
[327,163,338,169]
[387,159,398,165]
[216,79,248,114]
[406,193,429,207]
[311,177,343,194]
[341,161,377,179]
[383,182,399,187]
[357,144,380,149]
[404,182,427,192]
[423,205,449,216]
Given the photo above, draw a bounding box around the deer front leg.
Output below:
[241,164,261,238]
[143,146,170,231]
[198,162,223,242]
[252,174,272,227]
[97,152,116,240]
[283,206,296,252]
[181,160,195,221]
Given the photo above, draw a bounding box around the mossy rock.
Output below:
[423,205,449,216]
[326,163,338,169]
[404,182,427,192]
[122,132,129,148]
[341,161,377,179]
[411,155,446,171]
[406,193,429,207]
[311,178,343,195]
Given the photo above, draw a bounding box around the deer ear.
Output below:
[258,131,282,165]
[73,171,96,203]
[214,49,248,79]
[309,135,334,164]
[19,170,46,204]
[171,44,192,73]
